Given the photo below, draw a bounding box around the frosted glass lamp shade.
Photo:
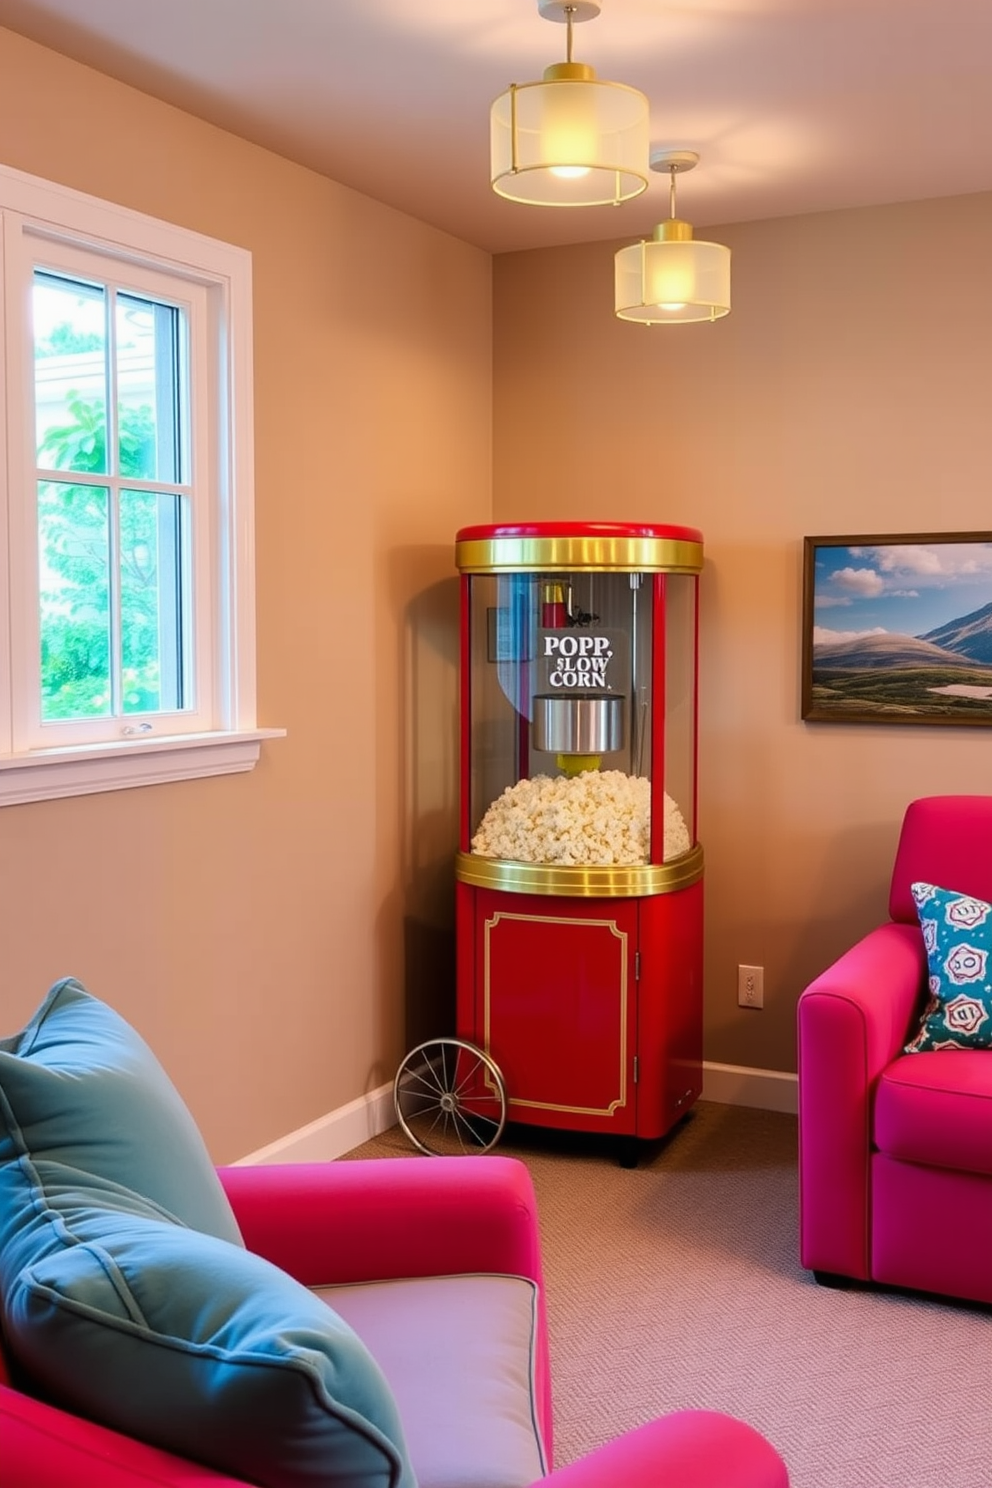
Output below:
[615,235,731,324]
[491,65,649,207]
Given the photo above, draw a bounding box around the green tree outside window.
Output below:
[38,389,165,720]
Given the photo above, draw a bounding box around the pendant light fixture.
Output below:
[615,150,731,323]
[491,0,649,208]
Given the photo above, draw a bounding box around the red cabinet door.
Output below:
[472,890,638,1135]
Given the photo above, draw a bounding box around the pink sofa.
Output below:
[798,794,992,1301]
[0,1154,788,1488]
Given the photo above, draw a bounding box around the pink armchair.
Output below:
[798,794,992,1302]
[0,1154,788,1488]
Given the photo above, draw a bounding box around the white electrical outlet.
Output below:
[738,964,764,1009]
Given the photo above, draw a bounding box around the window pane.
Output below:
[117,294,187,484]
[38,480,111,720]
[33,273,108,475]
[120,489,189,715]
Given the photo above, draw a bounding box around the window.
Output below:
[0,163,280,805]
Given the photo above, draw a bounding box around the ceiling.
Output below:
[0,0,989,254]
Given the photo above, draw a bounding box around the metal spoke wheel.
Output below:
[393,1038,507,1156]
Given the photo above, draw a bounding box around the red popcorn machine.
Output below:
[394,522,704,1165]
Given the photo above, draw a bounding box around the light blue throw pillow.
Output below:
[0,977,242,1245]
[0,979,417,1486]
[905,882,992,1053]
[5,1208,415,1488]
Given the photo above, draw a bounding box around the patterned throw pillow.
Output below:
[905,882,992,1053]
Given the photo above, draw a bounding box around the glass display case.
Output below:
[453,523,704,1158]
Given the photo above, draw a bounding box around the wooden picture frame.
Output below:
[801,533,992,725]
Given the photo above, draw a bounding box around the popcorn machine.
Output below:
[448,521,705,1162]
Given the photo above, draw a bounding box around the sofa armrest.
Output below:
[797,921,926,1278]
[531,1412,788,1488]
[219,1155,544,1288]
[0,1394,787,1488]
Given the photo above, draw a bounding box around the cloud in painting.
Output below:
[871,544,992,579]
[832,566,886,597]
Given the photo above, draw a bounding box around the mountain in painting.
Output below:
[918,600,992,664]
[812,632,982,672]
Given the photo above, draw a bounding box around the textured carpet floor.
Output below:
[348,1102,992,1488]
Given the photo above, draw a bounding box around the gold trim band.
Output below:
[456,843,703,897]
[508,1094,627,1116]
[455,535,703,574]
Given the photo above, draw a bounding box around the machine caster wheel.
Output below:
[813,1270,857,1289]
[618,1139,640,1170]
[393,1038,507,1156]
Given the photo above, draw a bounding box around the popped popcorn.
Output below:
[470,771,690,867]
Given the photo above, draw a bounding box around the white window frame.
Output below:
[0,163,282,806]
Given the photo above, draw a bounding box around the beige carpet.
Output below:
[348,1102,992,1488]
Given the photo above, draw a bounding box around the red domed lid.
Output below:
[456,521,703,543]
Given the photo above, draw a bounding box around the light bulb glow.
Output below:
[541,84,599,173]
[647,262,696,305]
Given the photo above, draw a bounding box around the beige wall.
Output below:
[493,194,992,1071]
[2,27,989,1138]
[0,28,491,1159]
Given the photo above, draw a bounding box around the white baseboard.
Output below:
[234,1080,397,1165]
[702,1060,798,1115]
[235,1061,796,1165]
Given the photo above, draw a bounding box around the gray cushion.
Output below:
[314,1273,546,1488]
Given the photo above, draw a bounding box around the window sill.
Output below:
[0,728,286,807]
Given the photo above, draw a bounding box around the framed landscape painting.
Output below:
[802,533,992,726]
